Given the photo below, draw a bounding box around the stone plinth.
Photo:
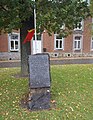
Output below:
[28,88,50,110]
[28,53,51,110]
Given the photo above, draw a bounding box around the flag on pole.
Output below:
[23,29,35,44]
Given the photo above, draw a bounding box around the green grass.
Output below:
[0,64,93,120]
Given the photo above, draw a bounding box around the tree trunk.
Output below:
[20,17,34,76]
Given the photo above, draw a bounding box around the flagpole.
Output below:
[34,0,37,54]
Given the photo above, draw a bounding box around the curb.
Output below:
[0,57,93,68]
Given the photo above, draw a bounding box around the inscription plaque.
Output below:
[29,53,51,88]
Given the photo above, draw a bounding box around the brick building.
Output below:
[0,30,20,60]
[43,17,93,58]
[0,17,93,60]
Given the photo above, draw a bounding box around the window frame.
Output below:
[91,36,93,50]
[82,0,90,5]
[8,32,20,52]
[33,33,42,41]
[73,34,83,50]
[54,34,64,50]
[74,20,84,31]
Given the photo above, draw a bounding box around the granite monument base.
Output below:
[26,53,51,110]
[28,88,50,110]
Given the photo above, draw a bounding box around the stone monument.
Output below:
[28,53,51,110]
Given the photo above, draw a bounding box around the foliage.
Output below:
[0,64,93,120]
[0,0,91,36]
[90,0,93,16]
[0,0,34,33]
[0,0,92,75]
[36,0,91,36]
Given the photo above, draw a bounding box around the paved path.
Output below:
[50,57,93,65]
[0,60,21,68]
[0,57,93,68]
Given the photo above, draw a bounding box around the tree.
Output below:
[90,0,93,16]
[36,0,91,36]
[0,0,91,75]
[0,0,34,75]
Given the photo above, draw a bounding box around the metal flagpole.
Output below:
[34,0,37,54]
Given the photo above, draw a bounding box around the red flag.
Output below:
[23,29,35,44]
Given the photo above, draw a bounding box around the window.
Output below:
[74,20,83,31]
[86,0,90,4]
[73,35,82,50]
[91,37,93,50]
[55,34,64,49]
[9,33,20,52]
[33,34,41,41]
[60,24,65,30]
[82,0,90,5]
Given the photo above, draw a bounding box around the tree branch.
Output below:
[0,5,8,11]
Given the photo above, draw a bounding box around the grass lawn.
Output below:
[0,64,93,120]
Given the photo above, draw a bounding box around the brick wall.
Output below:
[0,33,8,52]
[43,17,93,57]
[43,32,54,52]
[0,30,20,60]
[83,17,92,53]
[64,34,73,53]
[0,18,92,59]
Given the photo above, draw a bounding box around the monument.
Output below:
[28,53,51,110]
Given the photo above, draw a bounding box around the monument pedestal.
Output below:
[28,53,51,110]
[28,88,50,110]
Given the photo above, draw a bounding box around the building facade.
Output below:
[0,17,93,60]
[0,30,20,60]
[43,17,93,57]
